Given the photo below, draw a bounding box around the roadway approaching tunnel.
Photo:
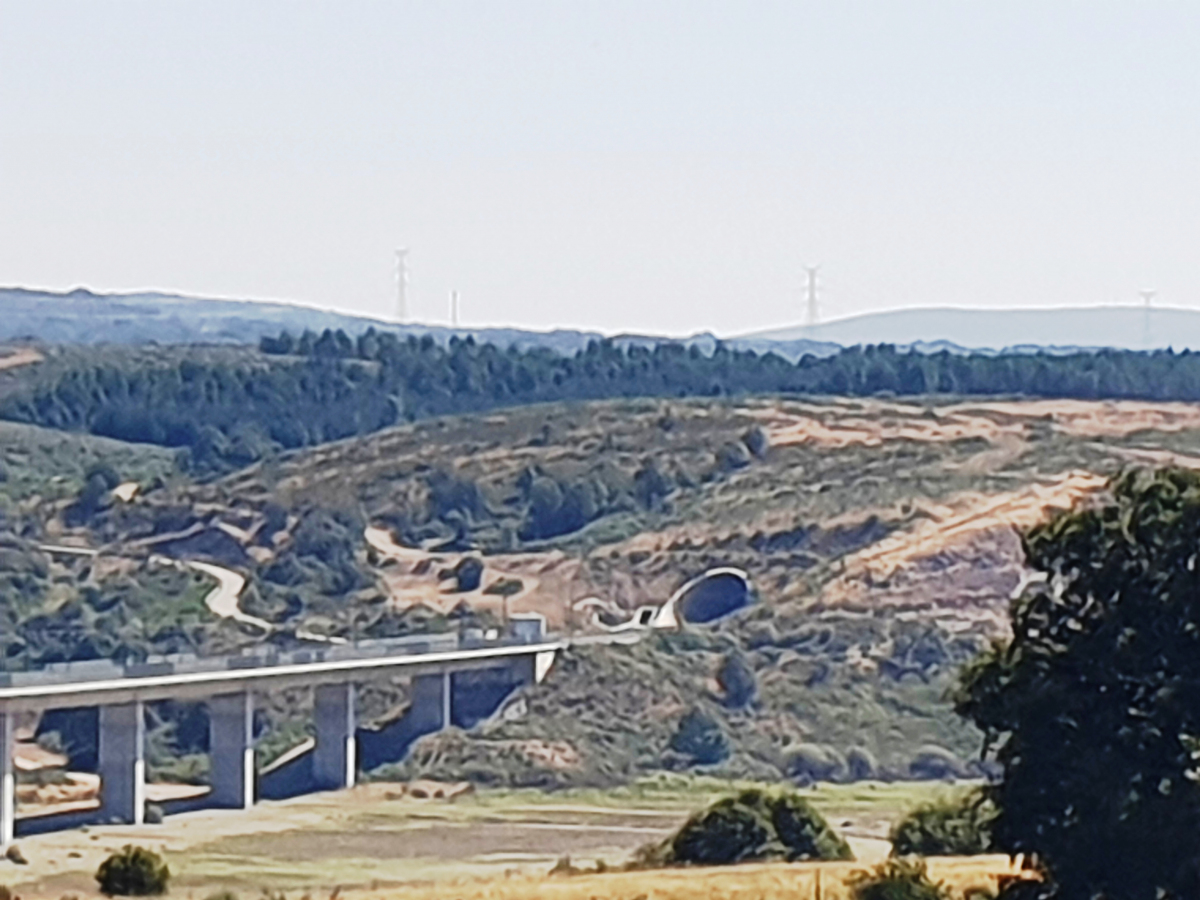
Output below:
[0,621,560,847]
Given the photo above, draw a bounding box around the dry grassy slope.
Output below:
[89,396,1200,784]
[353,857,1027,900]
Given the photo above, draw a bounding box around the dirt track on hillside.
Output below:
[844,470,1104,581]
[754,398,1200,449]
[819,471,1107,628]
[188,560,268,631]
[0,346,43,370]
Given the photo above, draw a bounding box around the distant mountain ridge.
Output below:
[0,287,607,355]
[6,287,1200,356]
[747,305,1200,353]
[0,287,841,358]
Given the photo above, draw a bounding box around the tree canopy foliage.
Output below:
[641,787,853,866]
[11,330,1200,474]
[956,468,1200,900]
[889,788,995,857]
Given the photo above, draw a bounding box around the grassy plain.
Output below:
[0,779,969,899]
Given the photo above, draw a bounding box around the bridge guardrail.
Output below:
[0,624,553,692]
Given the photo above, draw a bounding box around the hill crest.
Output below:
[746,305,1200,352]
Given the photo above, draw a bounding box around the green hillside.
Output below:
[4,366,1197,787]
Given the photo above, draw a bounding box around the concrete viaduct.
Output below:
[0,622,564,848]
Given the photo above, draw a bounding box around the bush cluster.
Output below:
[890,790,995,857]
[667,707,730,766]
[95,845,170,896]
[848,858,951,900]
[642,788,853,866]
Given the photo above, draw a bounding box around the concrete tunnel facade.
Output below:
[653,567,753,628]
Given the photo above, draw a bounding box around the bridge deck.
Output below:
[0,635,566,711]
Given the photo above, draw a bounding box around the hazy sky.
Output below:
[3,2,1200,337]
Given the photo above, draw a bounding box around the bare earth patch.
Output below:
[818,471,1105,635]
[0,346,44,371]
[754,397,1200,449]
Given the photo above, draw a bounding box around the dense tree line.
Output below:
[9,328,1200,473]
[264,327,1200,403]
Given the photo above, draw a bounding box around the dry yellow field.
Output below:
[0,781,994,900]
[365,857,1027,900]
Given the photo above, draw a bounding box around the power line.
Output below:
[804,265,820,327]
[1140,289,1156,350]
[394,248,409,322]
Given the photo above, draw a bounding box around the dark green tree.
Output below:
[668,706,730,766]
[717,651,757,708]
[95,845,170,896]
[889,788,995,857]
[651,788,851,866]
[848,858,950,900]
[956,468,1200,900]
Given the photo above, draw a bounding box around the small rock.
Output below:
[6,843,28,864]
[404,779,475,800]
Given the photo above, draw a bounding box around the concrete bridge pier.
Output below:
[1,711,14,847]
[99,701,145,825]
[509,654,536,685]
[313,683,356,790]
[209,692,255,808]
[409,671,453,731]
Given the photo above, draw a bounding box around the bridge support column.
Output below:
[313,683,356,790]
[99,701,145,825]
[210,692,254,809]
[508,655,535,685]
[410,672,452,732]
[1,712,14,847]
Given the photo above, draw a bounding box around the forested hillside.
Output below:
[11,335,1200,788]
[5,333,1200,475]
[8,373,1200,786]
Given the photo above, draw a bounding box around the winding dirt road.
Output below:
[187,560,271,632]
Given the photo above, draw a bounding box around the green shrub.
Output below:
[95,845,170,896]
[848,857,951,900]
[717,652,756,708]
[650,788,852,866]
[890,789,995,857]
[847,746,878,781]
[717,441,752,471]
[453,557,484,592]
[742,425,770,458]
[483,577,523,597]
[667,707,730,766]
[786,742,847,784]
[769,791,854,861]
[907,745,965,781]
[668,795,774,865]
